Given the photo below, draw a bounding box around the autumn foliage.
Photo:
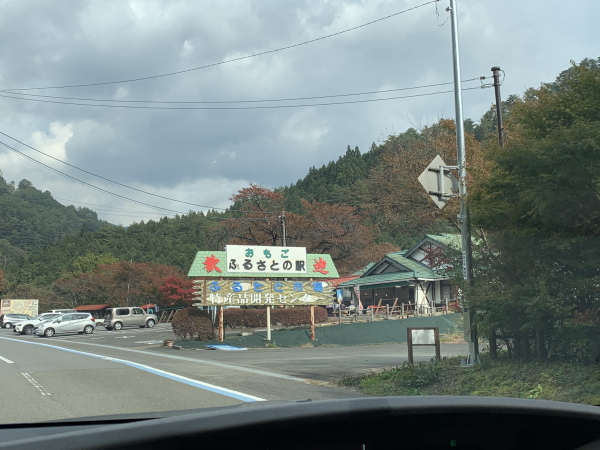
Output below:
[158,276,195,307]
[220,184,396,274]
[54,261,183,308]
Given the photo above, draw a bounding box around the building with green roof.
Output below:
[337,234,458,313]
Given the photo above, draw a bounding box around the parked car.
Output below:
[33,313,96,337]
[0,313,34,329]
[104,307,157,330]
[14,313,62,335]
[46,309,77,314]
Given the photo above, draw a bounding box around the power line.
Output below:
[0,130,276,213]
[54,197,171,213]
[2,78,482,104]
[0,86,488,110]
[4,1,437,92]
[0,140,188,215]
[54,197,272,221]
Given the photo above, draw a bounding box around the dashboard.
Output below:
[1,396,600,449]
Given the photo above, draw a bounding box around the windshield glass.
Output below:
[0,0,596,426]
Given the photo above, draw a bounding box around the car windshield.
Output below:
[0,0,597,427]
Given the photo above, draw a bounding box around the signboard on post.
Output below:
[193,280,334,306]
[407,327,441,364]
[226,245,307,274]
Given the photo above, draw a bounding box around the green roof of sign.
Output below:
[187,251,339,278]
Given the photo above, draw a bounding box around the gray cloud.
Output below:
[0,0,597,223]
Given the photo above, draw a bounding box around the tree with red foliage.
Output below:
[218,185,396,275]
[159,276,195,307]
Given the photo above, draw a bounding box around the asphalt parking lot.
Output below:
[0,322,177,348]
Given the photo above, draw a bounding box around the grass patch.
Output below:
[336,356,600,405]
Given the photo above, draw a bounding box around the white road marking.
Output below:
[135,340,164,344]
[1,336,306,382]
[22,373,51,396]
[0,355,14,364]
[1,337,262,402]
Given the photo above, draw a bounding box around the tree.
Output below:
[53,261,184,307]
[468,58,600,361]
[159,276,195,307]
[220,185,396,274]
[68,253,119,277]
[362,119,487,247]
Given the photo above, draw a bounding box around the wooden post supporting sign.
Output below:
[310,305,315,341]
[218,306,224,342]
[266,306,271,341]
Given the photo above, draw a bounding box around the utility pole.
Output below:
[491,66,504,146]
[447,0,478,364]
[280,211,287,247]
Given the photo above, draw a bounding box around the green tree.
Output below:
[469,58,600,361]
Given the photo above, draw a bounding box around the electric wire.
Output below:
[0,140,189,215]
[0,86,488,110]
[4,1,438,92]
[0,130,277,213]
[2,78,482,104]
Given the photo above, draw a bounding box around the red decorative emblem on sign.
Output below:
[203,255,222,273]
[312,257,329,274]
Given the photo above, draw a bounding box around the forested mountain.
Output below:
[0,174,108,258]
[7,212,219,287]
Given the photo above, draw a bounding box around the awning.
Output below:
[358,281,411,290]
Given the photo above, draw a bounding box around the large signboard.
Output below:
[225,245,307,274]
[193,280,334,306]
[1,299,39,316]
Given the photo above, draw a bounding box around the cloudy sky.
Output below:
[0,0,597,225]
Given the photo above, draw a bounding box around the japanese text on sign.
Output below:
[193,280,334,306]
[225,245,307,274]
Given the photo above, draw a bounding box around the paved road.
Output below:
[0,324,468,424]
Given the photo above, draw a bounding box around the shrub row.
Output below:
[223,306,328,328]
[172,308,215,341]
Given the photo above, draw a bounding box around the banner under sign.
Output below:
[193,280,334,306]
[225,245,307,274]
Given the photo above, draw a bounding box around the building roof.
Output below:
[351,262,375,276]
[139,304,158,309]
[337,272,415,288]
[325,275,360,287]
[338,235,454,289]
[75,304,110,311]
[187,251,339,278]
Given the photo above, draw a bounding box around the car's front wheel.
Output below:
[83,325,94,334]
[44,328,55,337]
[3,322,11,329]
[22,325,34,335]
[146,319,155,328]
[113,322,123,330]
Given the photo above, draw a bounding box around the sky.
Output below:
[0,0,597,225]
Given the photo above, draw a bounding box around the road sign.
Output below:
[418,155,459,209]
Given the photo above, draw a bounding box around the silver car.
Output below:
[0,313,34,329]
[104,307,157,330]
[14,313,62,335]
[34,313,96,337]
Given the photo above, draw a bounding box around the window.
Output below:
[75,314,88,320]
[116,309,130,316]
[132,308,144,315]
[60,314,74,321]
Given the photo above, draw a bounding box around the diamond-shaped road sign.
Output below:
[418,155,459,209]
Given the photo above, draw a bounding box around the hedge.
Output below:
[223,306,328,329]
[172,308,215,341]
